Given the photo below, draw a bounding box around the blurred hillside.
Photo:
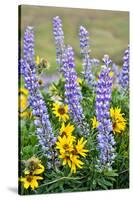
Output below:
[19,5,129,75]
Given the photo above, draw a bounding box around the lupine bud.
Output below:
[79,26,95,87]
[53,16,65,68]
[23,26,35,70]
[119,45,129,89]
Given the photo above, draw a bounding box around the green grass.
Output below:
[19,5,129,75]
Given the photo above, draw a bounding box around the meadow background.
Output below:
[19,5,129,76]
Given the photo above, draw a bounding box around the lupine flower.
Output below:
[79,26,89,54]
[23,26,35,70]
[21,27,56,162]
[91,58,100,67]
[110,107,126,134]
[21,60,56,160]
[79,26,95,86]
[53,16,65,68]
[112,63,119,79]
[119,46,129,89]
[62,46,89,135]
[96,55,116,170]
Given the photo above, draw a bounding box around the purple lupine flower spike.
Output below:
[23,26,35,70]
[79,26,95,87]
[119,45,129,89]
[96,55,116,170]
[112,63,119,86]
[21,27,56,166]
[53,16,65,68]
[79,26,89,54]
[62,45,89,136]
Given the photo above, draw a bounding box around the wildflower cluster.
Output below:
[20,157,44,190]
[56,123,88,173]
[19,16,129,194]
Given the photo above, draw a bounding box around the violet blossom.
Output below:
[53,16,65,69]
[119,45,129,90]
[96,55,116,170]
[79,26,96,87]
[21,27,56,165]
[62,45,89,136]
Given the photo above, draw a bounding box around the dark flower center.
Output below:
[71,148,77,155]
[27,176,33,182]
[113,122,116,129]
[61,131,67,137]
[63,144,69,149]
[58,107,65,115]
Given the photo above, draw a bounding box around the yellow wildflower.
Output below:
[56,135,74,154]
[77,78,83,85]
[60,123,75,141]
[109,71,114,77]
[110,107,126,134]
[56,133,88,173]
[70,154,84,173]
[91,116,99,129]
[52,102,69,122]
[24,156,45,175]
[36,55,40,65]
[19,88,31,118]
[20,175,43,190]
[75,137,88,157]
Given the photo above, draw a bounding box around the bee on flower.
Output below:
[110,107,126,134]
[52,102,69,122]
[20,156,44,190]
